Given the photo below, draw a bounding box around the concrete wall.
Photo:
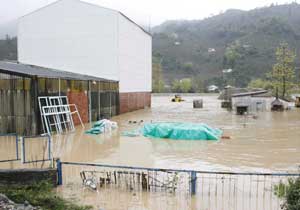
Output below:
[18,0,119,81]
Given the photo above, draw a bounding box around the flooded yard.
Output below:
[54,94,300,172]
[1,94,300,210]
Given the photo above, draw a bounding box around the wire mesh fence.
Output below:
[58,161,299,210]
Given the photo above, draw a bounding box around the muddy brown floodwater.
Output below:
[54,94,300,172]
[1,94,300,210]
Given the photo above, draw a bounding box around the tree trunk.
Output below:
[282,76,286,99]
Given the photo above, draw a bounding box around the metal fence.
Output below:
[0,134,52,165]
[21,135,52,164]
[57,161,300,210]
[0,133,19,162]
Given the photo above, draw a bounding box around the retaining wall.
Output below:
[0,168,57,186]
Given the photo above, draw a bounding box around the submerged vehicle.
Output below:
[171,95,184,102]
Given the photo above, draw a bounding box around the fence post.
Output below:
[21,137,25,163]
[48,135,51,160]
[56,158,63,185]
[191,171,197,195]
[15,134,19,160]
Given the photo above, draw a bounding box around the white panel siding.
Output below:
[118,14,152,92]
[18,0,152,91]
[18,0,119,80]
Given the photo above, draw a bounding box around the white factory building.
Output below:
[18,0,152,113]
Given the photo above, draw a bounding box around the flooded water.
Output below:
[53,94,300,172]
[1,94,300,210]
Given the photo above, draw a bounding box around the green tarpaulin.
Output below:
[142,122,222,140]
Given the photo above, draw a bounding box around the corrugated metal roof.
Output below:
[231,90,268,98]
[0,61,117,82]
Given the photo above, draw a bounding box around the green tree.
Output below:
[171,78,192,93]
[268,42,296,99]
[275,177,300,210]
[191,76,205,93]
[180,78,192,93]
[152,57,165,93]
[248,78,273,90]
[223,41,241,69]
[171,79,182,92]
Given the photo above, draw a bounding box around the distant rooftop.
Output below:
[0,61,116,82]
[232,90,269,97]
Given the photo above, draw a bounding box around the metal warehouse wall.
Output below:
[0,72,37,135]
[0,71,119,135]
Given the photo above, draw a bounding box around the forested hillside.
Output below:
[152,3,300,89]
[0,36,17,61]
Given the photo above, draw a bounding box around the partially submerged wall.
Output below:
[120,92,151,114]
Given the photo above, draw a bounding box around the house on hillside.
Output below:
[0,0,151,135]
[207,85,219,93]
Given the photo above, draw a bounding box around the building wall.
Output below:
[18,0,119,81]
[232,96,275,113]
[119,92,151,114]
[18,0,152,115]
[118,14,152,93]
[67,91,89,125]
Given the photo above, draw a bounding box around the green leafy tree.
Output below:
[191,76,205,93]
[171,78,192,93]
[274,177,300,210]
[171,79,182,92]
[180,78,192,93]
[248,78,273,90]
[223,41,241,69]
[152,57,165,93]
[268,42,296,99]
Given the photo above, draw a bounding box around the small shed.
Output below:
[231,90,273,114]
[271,99,284,111]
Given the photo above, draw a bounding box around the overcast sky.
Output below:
[0,0,298,26]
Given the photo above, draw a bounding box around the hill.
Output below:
[152,3,300,88]
[0,19,17,39]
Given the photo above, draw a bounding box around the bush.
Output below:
[275,177,300,210]
[0,181,92,210]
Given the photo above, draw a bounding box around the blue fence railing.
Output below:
[56,160,300,210]
[0,133,19,163]
[22,135,52,164]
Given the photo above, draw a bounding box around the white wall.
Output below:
[18,0,152,92]
[18,0,119,80]
[118,14,152,92]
